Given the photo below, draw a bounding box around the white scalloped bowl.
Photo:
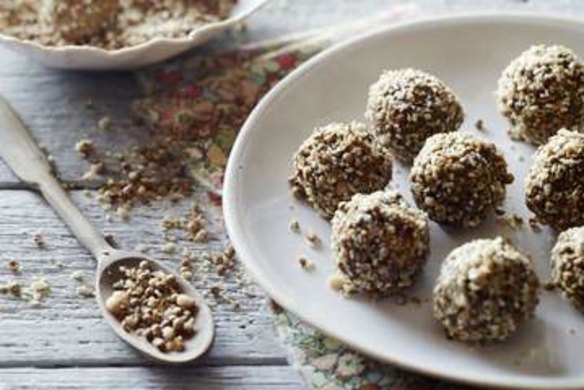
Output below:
[0,0,270,70]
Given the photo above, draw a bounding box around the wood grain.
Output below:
[0,0,583,387]
[0,366,304,389]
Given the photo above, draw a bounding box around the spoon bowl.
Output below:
[96,250,215,364]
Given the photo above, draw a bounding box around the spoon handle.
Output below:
[0,95,111,259]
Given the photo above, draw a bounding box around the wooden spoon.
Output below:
[0,95,214,364]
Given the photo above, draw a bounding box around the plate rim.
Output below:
[224,12,584,389]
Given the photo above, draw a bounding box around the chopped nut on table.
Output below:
[6,259,21,274]
[32,233,46,248]
[496,212,524,229]
[70,270,84,281]
[106,261,198,353]
[288,218,300,233]
[75,139,95,158]
[76,284,94,298]
[95,138,193,214]
[305,231,321,248]
[298,256,315,271]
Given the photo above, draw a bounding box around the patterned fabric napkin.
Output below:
[133,5,465,389]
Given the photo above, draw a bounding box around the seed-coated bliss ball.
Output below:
[497,44,584,145]
[289,122,393,220]
[365,68,464,163]
[331,190,430,296]
[410,132,514,227]
[525,130,584,230]
[433,238,540,343]
[551,227,584,312]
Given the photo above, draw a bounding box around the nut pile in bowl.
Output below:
[106,261,199,353]
[0,0,238,50]
[289,44,584,345]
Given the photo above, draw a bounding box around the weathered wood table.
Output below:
[0,1,581,388]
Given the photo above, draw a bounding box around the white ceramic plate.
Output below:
[0,0,270,70]
[224,14,584,389]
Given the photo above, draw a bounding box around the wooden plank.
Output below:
[0,366,305,389]
[0,189,288,366]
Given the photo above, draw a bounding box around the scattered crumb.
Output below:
[289,218,300,233]
[6,259,21,274]
[497,212,524,229]
[202,244,236,276]
[104,234,118,248]
[475,119,485,131]
[209,285,241,311]
[70,270,84,281]
[179,252,194,280]
[98,116,112,131]
[298,256,315,271]
[0,281,21,297]
[134,243,149,253]
[569,328,577,335]
[51,259,65,269]
[161,242,177,254]
[28,276,52,306]
[327,273,355,297]
[160,203,210,243]
[33,233,46,248]
[75,139,95,158]
[507,129,525,142]
[543,282,556,292]
[82,162,105,180]
[116,204,131,220]
[529,217,542,233]
[305,231,321,248]
[76,285,94,298]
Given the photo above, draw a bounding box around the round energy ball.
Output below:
[331,190,430,296]
[497,44,584,145]
[525,129,584,230]
[365,68,464,162]
[410,132,514,227]
[289,122,393,220]
[433,238,540,343]
[551,227,584,312]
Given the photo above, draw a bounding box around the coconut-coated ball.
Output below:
[289,122,393,220]
[433,238,540,343]
[525,129,584,230]
[410,132,514,227]
[365,68,464,162]
[551,226,584,312]
[497,44,584,145]
[331,190,429,296]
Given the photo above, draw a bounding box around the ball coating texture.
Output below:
[497,45,584,145]
[289,122,393,220]
[433,238,540,343]
[365,68,464,162]
[410,132,513,227]
[525,129,584,230]
[331,190,429,296]
[551,226,584,312]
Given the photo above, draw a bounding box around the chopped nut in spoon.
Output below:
[105,261,198,353]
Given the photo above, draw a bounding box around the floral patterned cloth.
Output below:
[133,11,468,389]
